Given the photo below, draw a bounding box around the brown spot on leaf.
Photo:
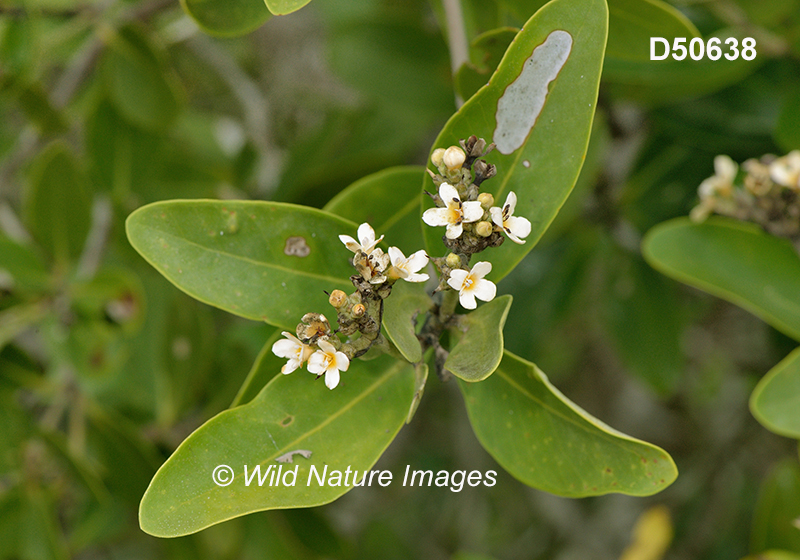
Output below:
[284,236,310,257]
[280,415,294,427]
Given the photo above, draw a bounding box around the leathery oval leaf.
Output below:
[125,200,356,329]
[642,217,800,343]
[422,0,607,281]
[751,347,800,439]
[180,0,271,37]
[459,350,677,497]
[139,354,415,537]
[382,280,429,364]
[265,0,312,15]
[445,295,511,382]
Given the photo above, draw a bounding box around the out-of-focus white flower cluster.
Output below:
[691,151,800,241]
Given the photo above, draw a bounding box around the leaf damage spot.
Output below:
[284,236,310,257]
[275,449,312,463]
[493,29,573,155]
[279,415,294,427]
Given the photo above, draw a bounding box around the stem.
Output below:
[442,0,469,108]
[438,289,458,323]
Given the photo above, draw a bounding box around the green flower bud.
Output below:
[443,146,466,171]
[476,221,493,237]
[445,253,461,268]
[477,192,494,209]
[431,148,446,169]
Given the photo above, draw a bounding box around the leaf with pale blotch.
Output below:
[180,0,271,37]
[423,0,607,282]
[643,217,800,343]
[265,0,312,15]
[445,295,511,382]
[751,347,800,439]
[382,281,429,364]
[323,166,426,256]
[126,200,356,329]
[139,354,414,537]
[459,350,677,497]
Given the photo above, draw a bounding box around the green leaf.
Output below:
[24,142,92,265]
[126,200,357,329]
[180,0,271,37]
[606,0,699,63]
[422,0,607,281]
[750,460,800,554]
[775,89,800,152]
[231,330,284,407]
[454,28,518,102]
[382,280,429,364]
[101,25,182,131]
[742,553,800,560]
[139,354,415,537]
[0,236,49,291]
[459,350,677,497]
[751,347,800,439]
[642,217,800,342]
[265,0,312,15]
[445,295,511,382]
[603,28,762,105]
[603,252,684,395]
[323,166,426,255]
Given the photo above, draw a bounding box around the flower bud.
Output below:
[443,146,466,171]
[445,253,461,268]
[329,289,347,308]
[352,303,366,317]
[477,192,494,209]
[431,148,446,169]
[476,221,493,237]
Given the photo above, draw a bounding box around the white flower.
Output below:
[388,247,429,282]
[447,261,496,310]
[489,191,531,244]
[769,150,800,190]
[698,155,737,198]
[422,183,484,239]
[355,247,391,284]
[339,222,384,255]
[307,339,350,390]
[272,332,313,375]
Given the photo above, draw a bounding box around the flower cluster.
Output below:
[691,151,800,243]
[273,223,428,389]
[272,135,533,388]
[422,136,532,310]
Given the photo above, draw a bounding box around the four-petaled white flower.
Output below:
[769,150,800,190]
[489,191,532,244]
[307,339,350,390]
[388,247,429,283]
[422,183,483,239]
[447,261,496,310]
[272,332,313,375]
[339,222,384,255]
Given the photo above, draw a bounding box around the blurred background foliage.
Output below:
[1,0,800,558]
